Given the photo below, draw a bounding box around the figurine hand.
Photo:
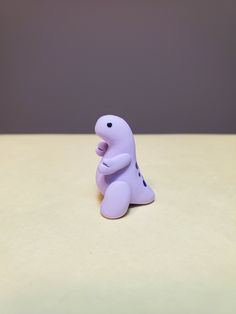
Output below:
[101,157,112,167]
[98,153,131,175]
[96,142,108,156]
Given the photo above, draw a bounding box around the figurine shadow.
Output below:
[128,203,151,217]
[96,192,104,202]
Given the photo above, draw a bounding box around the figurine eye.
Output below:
[107,122,112,128]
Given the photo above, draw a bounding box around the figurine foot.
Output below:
[101,181,131,219]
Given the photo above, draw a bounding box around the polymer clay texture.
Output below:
[95,115,155,219]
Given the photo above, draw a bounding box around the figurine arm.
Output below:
[98,153,131,175]
[96,141,108,156]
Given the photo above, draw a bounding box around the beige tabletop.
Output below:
[0,135,235,314]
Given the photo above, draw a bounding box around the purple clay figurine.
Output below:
[95,115,155,219]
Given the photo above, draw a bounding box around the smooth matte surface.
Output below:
[1,1,236,133]
[0,135,235,314]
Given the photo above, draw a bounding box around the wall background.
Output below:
[1,0,235,133]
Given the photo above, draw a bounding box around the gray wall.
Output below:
[1,1,235,133]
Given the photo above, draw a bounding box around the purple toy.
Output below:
[95,115,155,219]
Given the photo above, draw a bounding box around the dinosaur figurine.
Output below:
[95,115,155,219]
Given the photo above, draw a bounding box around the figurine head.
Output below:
[95,115,133,145]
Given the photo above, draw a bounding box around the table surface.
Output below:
[0,135,235,314]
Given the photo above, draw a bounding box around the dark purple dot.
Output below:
[143,179,147,187]
[135,162,138,169]
[138,172,141,176]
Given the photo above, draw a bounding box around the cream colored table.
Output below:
[0,135,235,314]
